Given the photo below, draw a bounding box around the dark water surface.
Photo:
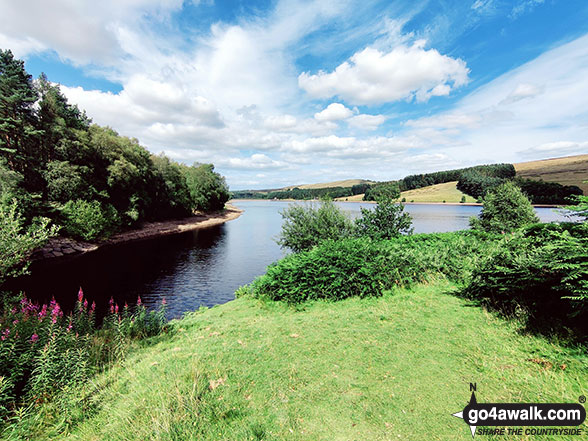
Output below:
[11,200,571,319]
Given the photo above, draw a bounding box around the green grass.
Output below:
[399,181,477,203]
[5,281,587,441]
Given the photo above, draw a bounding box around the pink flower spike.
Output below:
[90,301,96,312]
[78,287,84,303]
[137,296,142,306]
[30,333,39,343]
[83,299,88,310]
[124,302,128,309]
[161,297,167,306]
[114,304,119,314]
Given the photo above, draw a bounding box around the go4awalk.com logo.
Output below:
[452,384,586,438]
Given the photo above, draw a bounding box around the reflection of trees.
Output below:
[9,225,227,321]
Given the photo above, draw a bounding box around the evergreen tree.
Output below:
[0,49,41,191]
[470,181,539,233]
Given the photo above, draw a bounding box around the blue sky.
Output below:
[1,0,587,189]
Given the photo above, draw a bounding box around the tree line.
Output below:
[0,49,229,242]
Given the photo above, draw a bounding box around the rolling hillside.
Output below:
[515,154,588,194]
[282,179,375,190]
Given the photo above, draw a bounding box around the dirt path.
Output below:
[33,204,244,262]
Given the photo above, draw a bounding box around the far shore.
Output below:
[230,198,562,208]
[33,203,244,263]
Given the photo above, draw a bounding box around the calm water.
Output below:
[11,200,571,319]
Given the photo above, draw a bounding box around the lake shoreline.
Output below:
[230,198,562,208]
[32,203,244,264]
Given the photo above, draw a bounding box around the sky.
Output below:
[1,0,588,190]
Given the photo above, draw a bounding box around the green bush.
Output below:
[470,181,539,234]
[253,232,495,303]
[463,222,588,340]
[354,196,413,240]
[277,200,355,252]
[0,199,58,283]
[59,199,119,241]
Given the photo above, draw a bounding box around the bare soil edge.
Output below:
[32,204,244,263]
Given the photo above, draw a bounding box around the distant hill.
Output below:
[282,179,375,191]
[515,154,588,194]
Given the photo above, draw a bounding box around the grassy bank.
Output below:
[7,281,586,441]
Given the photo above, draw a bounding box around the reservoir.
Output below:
[11,200,571,319]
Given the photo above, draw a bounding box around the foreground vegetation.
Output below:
[3,283,586,440]
[0,180,586,440]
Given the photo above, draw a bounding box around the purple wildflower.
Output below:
[137,296,142,306]
[30,333,39,343]
[1,328,10,341]
[78,287,84,303]
[161,297,167,306]
[38,304,48,320]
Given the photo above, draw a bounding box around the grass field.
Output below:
[515,154,588,194]
[282,179,375,191]
[399,181,476,203]
[335,182,476,203]
[11,282,587,441]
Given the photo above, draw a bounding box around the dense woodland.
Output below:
[0,50,230,242]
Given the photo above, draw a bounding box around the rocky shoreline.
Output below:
[32,204,244,263]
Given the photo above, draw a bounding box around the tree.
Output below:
[0,50,41,191]
[354,195,413,240]
[277,200,354,252]
[363,183,401,201]
[0,199,58,283]
[470,181,539,234]
[566,194,588,222]
[180,163,230,212]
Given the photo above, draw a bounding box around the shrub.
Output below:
[277,200,354,252]
[354,196,413,240]
[0,199,58,283]
[252,232,496,303]
[462,222,588,340]
[59,199,119,241]
[470,181,539,234]
[566,195,588,221]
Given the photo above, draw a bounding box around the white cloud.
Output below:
[509,0,545,19]
[299,40,469,105]
[219,154,287,170]
[0,0,187,64]
[406,113,481,129]
[519,141,588,158]
[499,83,544,105]
[403,33,588,164]
[314,103,353,121]
[264,115,298,130]
[347,114,387,130]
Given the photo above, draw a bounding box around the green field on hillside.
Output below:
[11,282,586,441]
[515,155,588,195]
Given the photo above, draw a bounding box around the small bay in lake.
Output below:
[12,200,571,319]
